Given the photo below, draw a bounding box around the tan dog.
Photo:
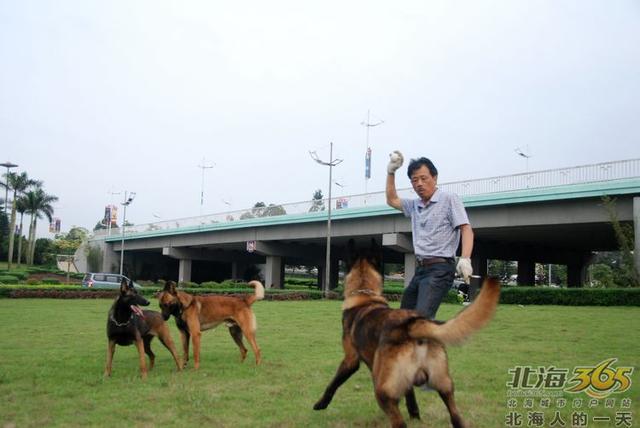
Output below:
[313,241,500,428]
[157,280,264,369]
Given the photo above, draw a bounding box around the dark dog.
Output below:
[157,280,264,369]
[105,279,182,379]
[313,241,500,428]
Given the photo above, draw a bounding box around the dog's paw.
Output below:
[313,400,328,410]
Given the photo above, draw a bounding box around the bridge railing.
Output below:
[94,158,640,237]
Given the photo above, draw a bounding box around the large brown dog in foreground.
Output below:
[157,280,264,369]
[313,241,500,428]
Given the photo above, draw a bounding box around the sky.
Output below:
[1,0,639,236]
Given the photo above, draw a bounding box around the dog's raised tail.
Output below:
[245,280,265,305]
[408,278,500,346]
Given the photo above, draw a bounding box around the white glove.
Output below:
[387,150,404,174]
[456,257,473,284]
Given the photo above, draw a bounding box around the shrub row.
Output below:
[499,287,640,306]
[1,284,638,306]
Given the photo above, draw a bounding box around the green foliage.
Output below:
[41,278,61,285]
[85,244,103,272]
[240,201,287,219]
[177,281,199,288]
[34,238,54,265]
[602,196,640,287]
[588,263,615,288]
[284,277,317,287]
[26,279,41,285]
[500,287,640,306]
[0,275,20,284]
[308,189,325,212]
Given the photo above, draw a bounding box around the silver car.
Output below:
[81,273,142,290]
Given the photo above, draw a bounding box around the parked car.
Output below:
[82,273,142,290]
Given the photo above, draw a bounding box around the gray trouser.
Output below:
[400,261,455,319]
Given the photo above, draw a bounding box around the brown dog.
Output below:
[157,280,264,369]
[313,241,500,428]
[105,279,182,379]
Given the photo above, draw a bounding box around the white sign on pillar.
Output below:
[246,240,256,253]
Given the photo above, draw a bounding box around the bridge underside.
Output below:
[97,194,639,288]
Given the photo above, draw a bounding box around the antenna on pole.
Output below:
[197,157,215,216]
[360,110,384,202]
[514,146,532,172]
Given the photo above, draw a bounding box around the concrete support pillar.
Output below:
[264,255,283,289]
[635,197,640,278]
[567,263,588,288]
[318,257,340,290]
[178,259,192,283]
[517,260,535,286]
[472,256,488,278]
[404,253,416,288]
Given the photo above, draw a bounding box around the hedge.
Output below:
[1,284,638,306]
[0,275,21,284]
[499,287,640,306]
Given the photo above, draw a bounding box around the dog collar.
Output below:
[349,289,379,297]
[110,313,133,327]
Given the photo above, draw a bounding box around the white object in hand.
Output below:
[456,257,473,284]
[387,150,404,174]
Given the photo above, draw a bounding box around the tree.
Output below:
[309,189,325,212]
[23,187,58,265]
[602,196,639,287]
[52,227,89,256]
[15,196,28,267]
[589,263,615,288]
[240,202,287,219]
[4,172,39,270]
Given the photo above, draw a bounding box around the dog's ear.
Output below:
[369,238,382,268]
[345,239,357,269]
[164,280,177,295]
[177,291,193,308]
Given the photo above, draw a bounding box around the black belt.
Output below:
[415,257,453,267]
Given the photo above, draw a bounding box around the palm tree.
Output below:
[23,187,58,265]
[15,197,28,267]
[5,172,39,270]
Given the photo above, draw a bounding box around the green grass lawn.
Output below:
[0,299,638,427]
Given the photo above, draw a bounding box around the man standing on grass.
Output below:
[385,151,474,319]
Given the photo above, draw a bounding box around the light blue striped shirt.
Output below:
[401,188,470,259]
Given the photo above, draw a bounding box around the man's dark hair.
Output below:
[407,157,438,178]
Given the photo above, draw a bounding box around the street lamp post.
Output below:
[1,162,19,216]
[360,110,384,202]
[310,143,343,297]
[119,191,136,276]
[197,157,215,217]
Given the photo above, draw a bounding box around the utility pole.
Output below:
[197,157,215,216]
[119,191,136,276]
[310,143,343,296]
[361,110,383,202]
[1,161,18,216]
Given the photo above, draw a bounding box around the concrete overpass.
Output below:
[86,159,640,288]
